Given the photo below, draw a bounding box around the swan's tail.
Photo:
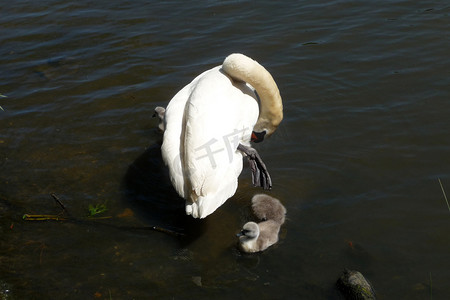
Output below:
[251,194,286,225]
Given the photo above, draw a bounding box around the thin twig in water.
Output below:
[0,93,7,111]
[23,194,185,237]
[429,271,432,300]
[51,193,71,216]
[23,214,68,221]
[438,178,450,212]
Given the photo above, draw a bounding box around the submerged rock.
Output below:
[0,280,12,299]
[336,269,376,300]
[191,276,202,287]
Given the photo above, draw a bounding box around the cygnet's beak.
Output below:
[236,230,245,237]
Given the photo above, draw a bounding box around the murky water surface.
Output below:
[1,1,449,299]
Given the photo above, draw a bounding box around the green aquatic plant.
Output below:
[88,203,108,217]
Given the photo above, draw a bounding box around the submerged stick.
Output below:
[23,214,68,221]
[23,215,184,236]
[51,193,71,216]
[120,225,186,237]
[438,178,450,212]
[429,271,433,300]
[23,193,186,237]
[150,226,185,237]
[22,194,72,221]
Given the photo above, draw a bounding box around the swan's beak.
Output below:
[251,131,266,143]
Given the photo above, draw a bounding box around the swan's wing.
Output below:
[183,67,259,218]
[257,220,280,251]
[251,194,286,224]
[161,69,209,198]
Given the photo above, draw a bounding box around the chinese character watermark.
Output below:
[169,127,251,177]
[194,138,224,169]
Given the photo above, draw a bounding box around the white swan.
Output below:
[237,194,286,253]
[161,53,283,219]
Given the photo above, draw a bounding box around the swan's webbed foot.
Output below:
[237,144,272,190]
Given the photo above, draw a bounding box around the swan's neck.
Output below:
[222,54,283,137]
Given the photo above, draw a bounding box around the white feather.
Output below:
[162,66,258,218]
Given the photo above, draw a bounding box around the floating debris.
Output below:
[23,214,68,221]
[0,93,7,111]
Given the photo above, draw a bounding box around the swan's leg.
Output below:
[237,144,272,190]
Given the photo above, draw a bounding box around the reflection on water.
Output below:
[1,0,450,298]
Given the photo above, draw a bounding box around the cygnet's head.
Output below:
[153,106,166,132]
[237,222,259,239]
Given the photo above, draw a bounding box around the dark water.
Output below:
[1,0,449,299]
